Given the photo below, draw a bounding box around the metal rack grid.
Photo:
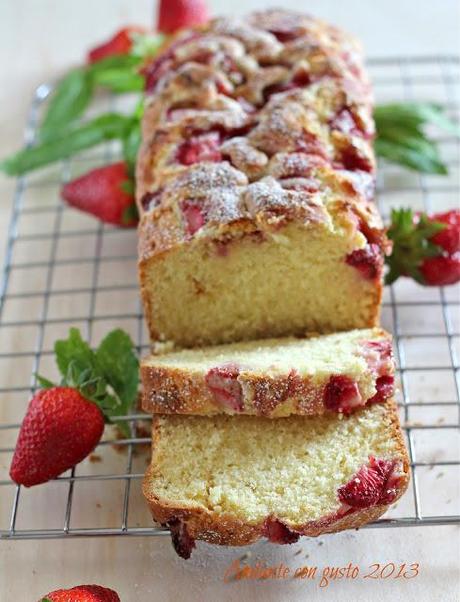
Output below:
[0,56,459,540]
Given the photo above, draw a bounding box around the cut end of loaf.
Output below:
[140,221,382,348]
[143,401,409,554]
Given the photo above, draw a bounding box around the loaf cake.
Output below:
[143,400,409,558]
[137,9,389,347]
[141,328,395,416]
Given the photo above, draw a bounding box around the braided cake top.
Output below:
[137,9,384,260]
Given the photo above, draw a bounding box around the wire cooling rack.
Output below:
[0,56,459,541]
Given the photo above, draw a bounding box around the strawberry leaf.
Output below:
[35,374,56,389]
[385,208,446,284]
[121,202,139,226]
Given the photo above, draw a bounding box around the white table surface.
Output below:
[0,1,459,600]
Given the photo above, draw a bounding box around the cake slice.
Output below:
[141,328,394,417]
[143,400,409,558]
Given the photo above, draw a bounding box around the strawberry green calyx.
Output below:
[386,208,460,286]
[36,328,139,436]
[385,208,447,285]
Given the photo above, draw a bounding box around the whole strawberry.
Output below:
[87,27,145,63]
[10,328,139,487]
[10,388,103,487]
[157,0,209,34]
[61,162,138,228]
[386,208,460,286]
[40,583,120,602]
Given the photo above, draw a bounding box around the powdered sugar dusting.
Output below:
[139,9,379,247]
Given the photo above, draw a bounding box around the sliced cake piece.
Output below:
[141,328,394,417]
[143,400,409,558]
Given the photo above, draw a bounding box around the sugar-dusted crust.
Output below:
[137,9,387,346]
[141,328,395,417]
[143,400,410,549]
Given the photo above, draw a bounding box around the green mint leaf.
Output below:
[95,329,139,408]
[0,113,133,176]
[40,68,94,140]
[92,69,144,93]
[45,327,138,438]
[88,53,142,74]
[122,120,142,174]
[35,374,56,389]
[55,328,97,379]
[375,102,460,135]
[130,32,166,58]
[375,138,448,175]
[375,102,460,174]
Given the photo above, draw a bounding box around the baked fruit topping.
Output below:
[368,375,395,404]
[323,375,363,414]
[337,456,403,509]
[263,518,300,544]
[346,244,383,280]
[176,131,222,165]
[205,364,243,412]
[168,519,196,559]
[180,199,206,235]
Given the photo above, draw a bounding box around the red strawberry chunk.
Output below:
[142,33,200,92]
[176,132,222,165]
[323,375,363,414]
[338,456,403,509]
[45,584,120,602]
[205,363,243,412]
[367,375,395,404]
[340,142,374,172]
[140,189,163,212]
[330,108,360,136]
[264,518,300,544]
[263,71,312,101]
[87,27,143,64]
[430,209,460,255]
[180,200,206,235]
[268,27,302,43]
[296,131,329,159]
[157,0,209,34]
[361,339,393,377]
[168,519,196,559]
[346,244,383,280]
